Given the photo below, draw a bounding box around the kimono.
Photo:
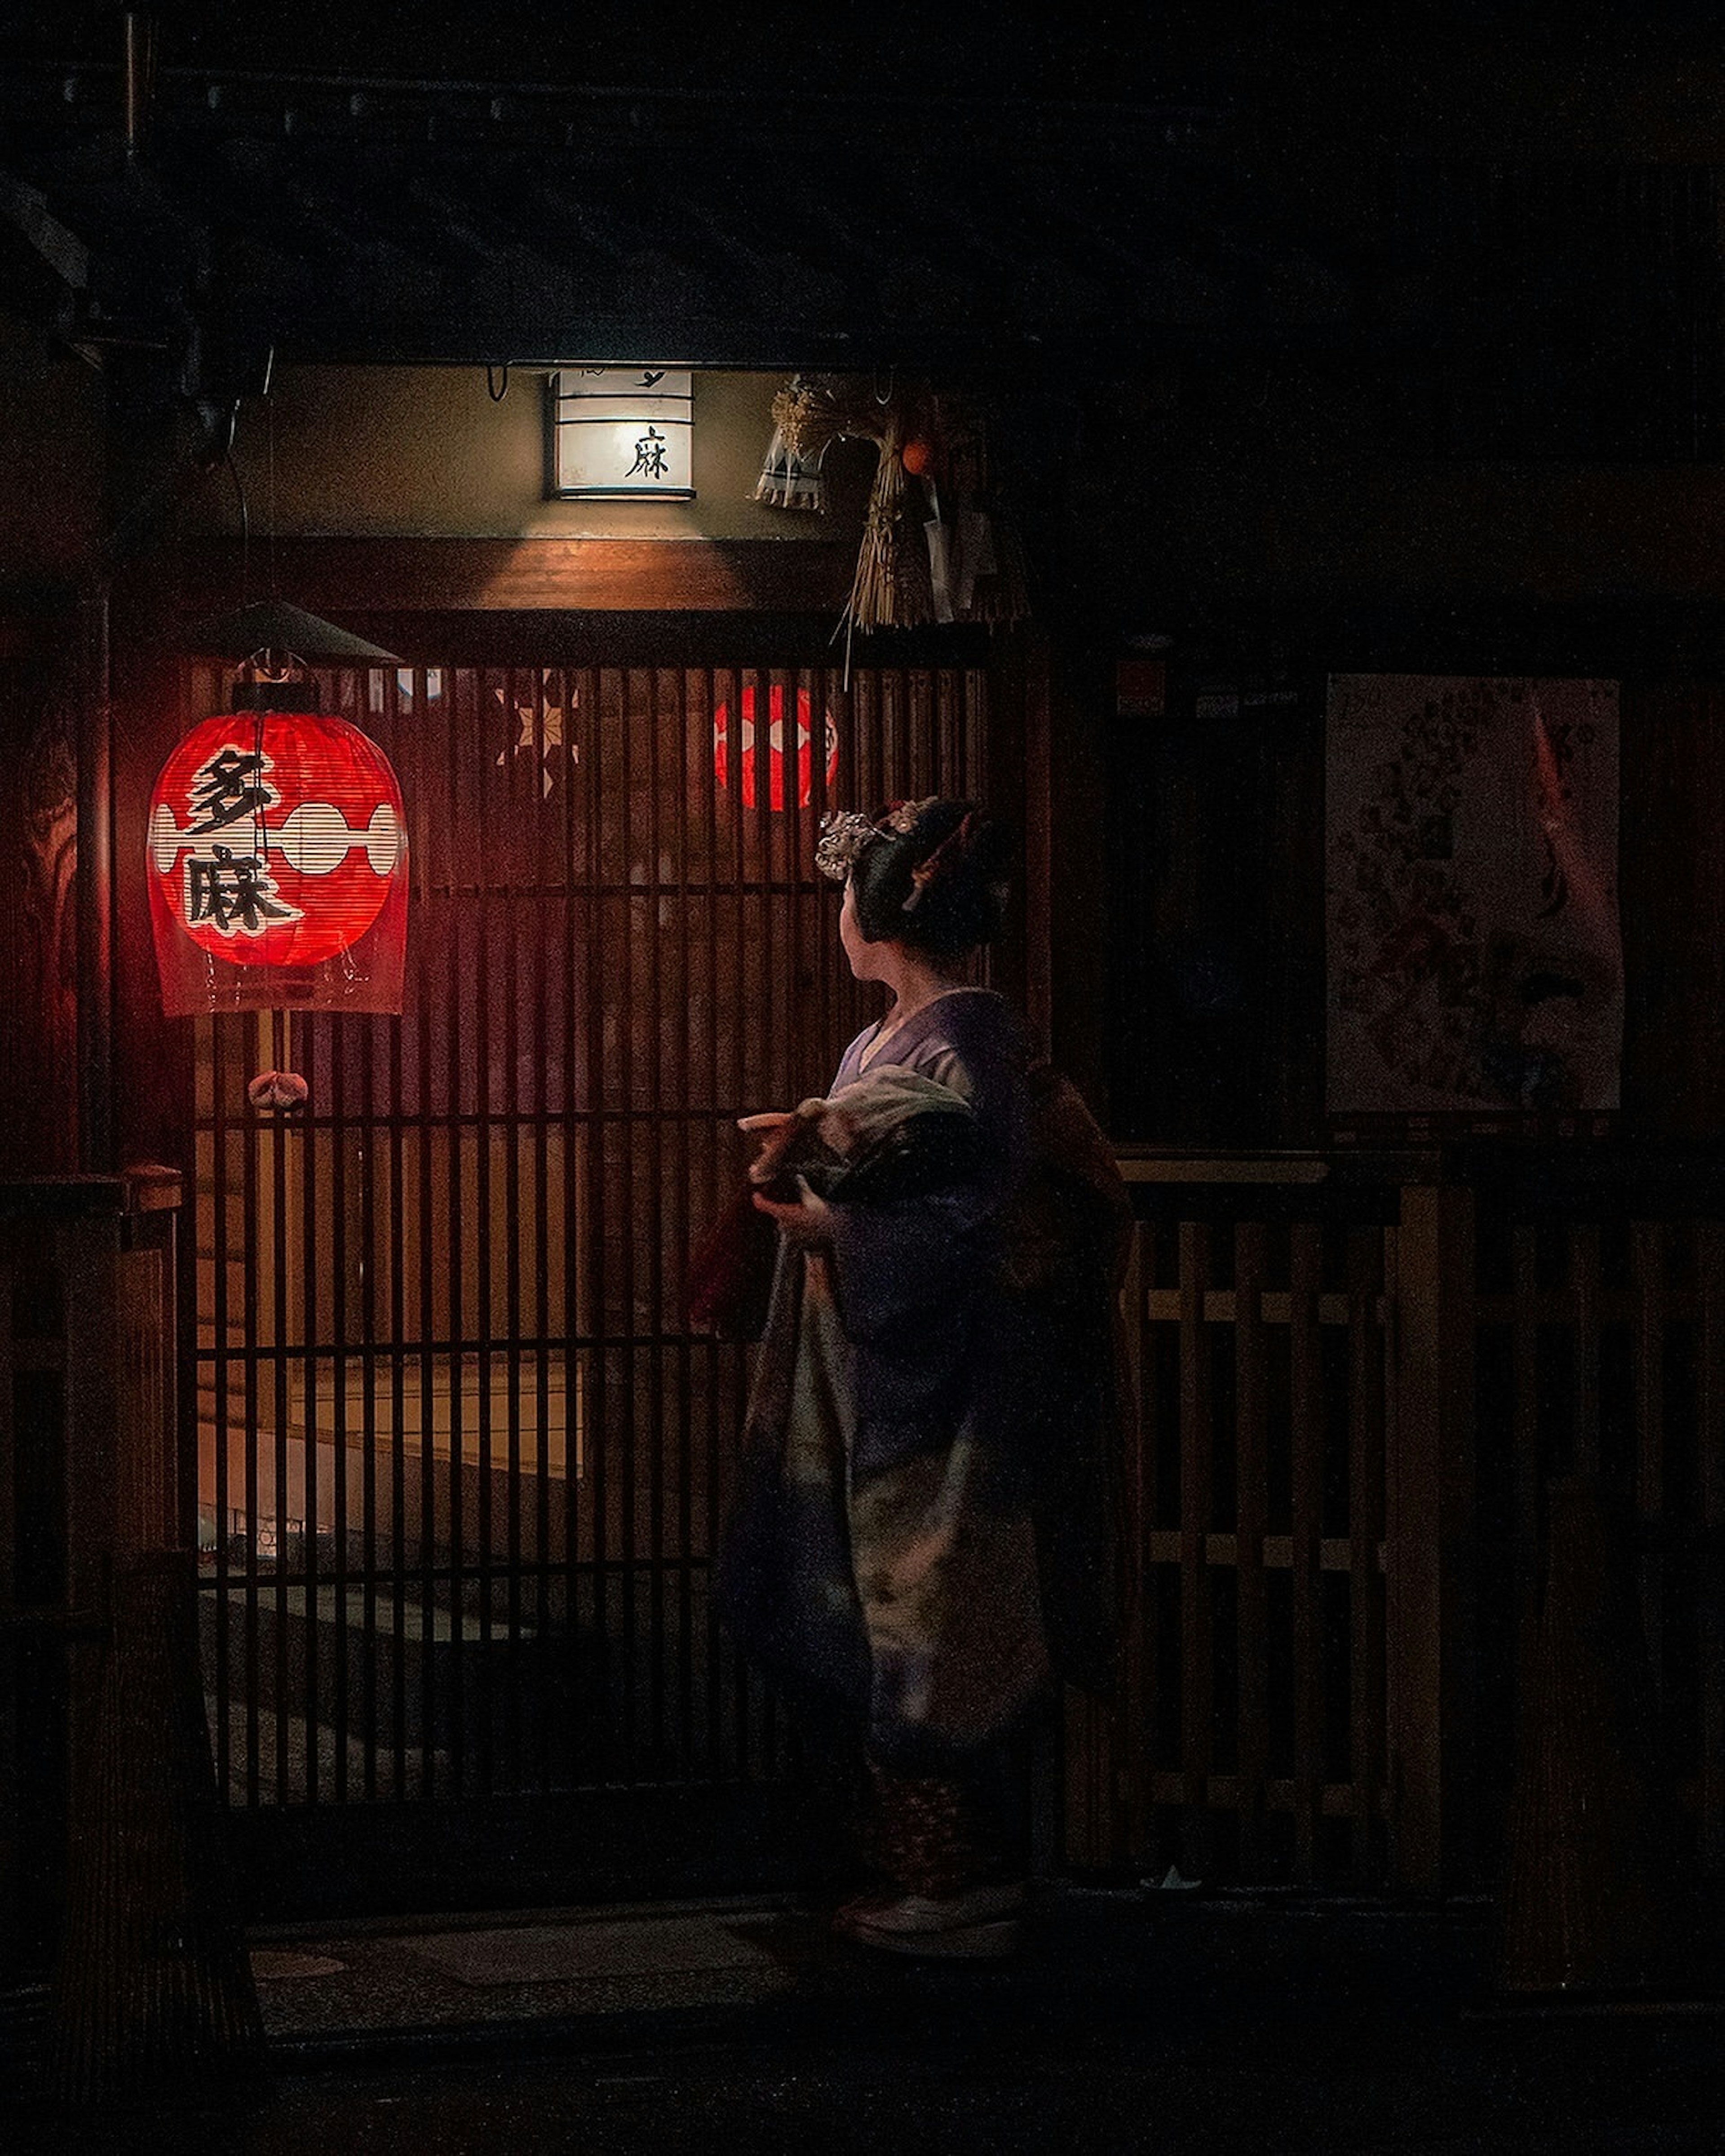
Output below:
[718,988,1057,1776]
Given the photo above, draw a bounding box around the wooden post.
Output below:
[1061,1212,1147,1873]
[1384,1173,1477,1895]
[1018,633,1054,1060]
[1288,1220,1324,1879]
[75,584,113,1173]
[1176,1218,1216,1881]
[0,1173,265,2100]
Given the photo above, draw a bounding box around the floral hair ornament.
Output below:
[815,810,881,884]
[815,798,942,885]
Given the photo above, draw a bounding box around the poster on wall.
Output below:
[1326,674,1622,1119]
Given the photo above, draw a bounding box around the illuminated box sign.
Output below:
[549,367,694,499]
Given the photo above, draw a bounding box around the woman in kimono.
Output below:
[719,798,1123,1959]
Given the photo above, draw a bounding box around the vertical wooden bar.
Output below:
[504,664,524,1569]
[1698,1221,1725,1873]
[908,668,933,800]
[707,659,733,1779]
[963,667,990,989]
[672,666,695,1779]
[1631,1221,1666,1697]
[0,1245,12,1930]
[750,661,778,1771]
[207,1019,232,1801]
[644,664,668,1778]
[568,661,600,1788]
[1385,1178,1477,1894]
[591,650,615,1766]
[268,1007,292,1805]
[528,664,561,1793]
[1122,1213,1151,1868]
[1062,1200,1140,1876]
[1020,641,1053,1053]
[1572,1224,1601,1482]
[528,666,557,1791]
[615,666,642,1777]
[442,671,472,1797]
[470,666,500,1798]
[499,667,526,1790]
[1511,1224,1541,1643]
[416,678,447,1797]
[624,661,646,1768]
[1177,1218,1214,1877]
[357,968,380,1804]
[741,653,768,1760]
[1289,1219,1323,1879]
[851,668,876,826]
[1347,1226,1387,1886]
[389,685,414,1799]
[812,664,836,1085]
[388,728,411,1800]
[296,1009,320,1808]
[1233,1220,1269,1877]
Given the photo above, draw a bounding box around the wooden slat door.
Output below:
[188,648,997,1900]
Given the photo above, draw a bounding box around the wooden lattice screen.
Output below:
[188,655,992,1827]
[1075,1164,1399,1889]
[1073,1154,1725,1897]
[1469,1164,1725,1885]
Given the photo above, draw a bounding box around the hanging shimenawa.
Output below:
[758,376,1031,638]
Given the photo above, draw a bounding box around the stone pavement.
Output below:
[8,1890,1725,2154]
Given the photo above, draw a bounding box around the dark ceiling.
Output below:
[1,0,1174,98]
[0,41,1304,374]
[1,6,1723,421]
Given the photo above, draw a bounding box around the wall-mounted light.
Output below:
[548,367,694,500]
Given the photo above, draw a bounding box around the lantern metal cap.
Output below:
[184,601,403,665]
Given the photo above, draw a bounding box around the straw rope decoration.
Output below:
[764,375,1030,676]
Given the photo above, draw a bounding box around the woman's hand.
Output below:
[751,1175,832,1247]
[738,1110,801,1186]
[739,1107,830,1240]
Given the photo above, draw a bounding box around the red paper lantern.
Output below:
[147,705,408,1015]
[712,684,838,811]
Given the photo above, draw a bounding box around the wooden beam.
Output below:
[1384,1177,1478,1894]
[178,538,855,619]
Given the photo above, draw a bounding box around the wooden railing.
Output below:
[1069,1148,1725,1897]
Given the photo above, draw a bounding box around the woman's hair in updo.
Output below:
[847,798,1013,956]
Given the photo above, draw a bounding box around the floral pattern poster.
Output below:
[1327,675,1622,1115]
